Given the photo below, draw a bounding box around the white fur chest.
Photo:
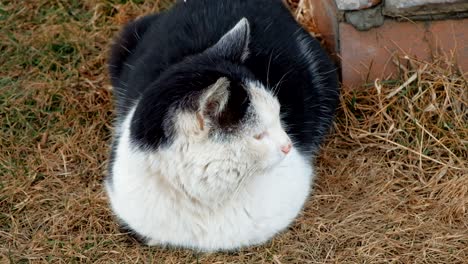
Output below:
[105,108,314,252]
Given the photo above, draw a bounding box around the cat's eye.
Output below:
[254,131,268,140]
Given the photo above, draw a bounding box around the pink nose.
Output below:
[281,143,292,154]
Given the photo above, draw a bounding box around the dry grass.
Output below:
[1,0,467,263]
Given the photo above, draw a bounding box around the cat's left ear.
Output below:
[196,78,230,131]
[205,18,251,62]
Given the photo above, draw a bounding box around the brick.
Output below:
[305,0,340,58]
[340,19,468,89]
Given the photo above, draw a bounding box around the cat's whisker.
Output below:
[266,51,273,88]
[232,165,258,200]
[271,68,293,96]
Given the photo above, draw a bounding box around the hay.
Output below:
[1,0,466,263]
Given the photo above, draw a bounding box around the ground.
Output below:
[1,0,467,263]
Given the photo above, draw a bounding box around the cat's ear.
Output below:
[197,78,230,130]
[205,18,251,62]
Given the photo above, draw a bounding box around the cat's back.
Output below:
[140,0,294,56]
[112,0,298,103]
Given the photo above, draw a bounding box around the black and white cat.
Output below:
[105,0,339,252]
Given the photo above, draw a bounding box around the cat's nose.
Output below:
[281,143,292,154]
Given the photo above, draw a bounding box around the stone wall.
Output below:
[336,0,468,30]
[306,0,468,88]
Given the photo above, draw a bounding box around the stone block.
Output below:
[385,0,468,17]
[345,5,384,31]
[335,0,382,11]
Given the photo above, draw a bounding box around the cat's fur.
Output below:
[105,0,339,252]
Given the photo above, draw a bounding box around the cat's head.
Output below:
[131,18,292,169]
[170,77,292,171]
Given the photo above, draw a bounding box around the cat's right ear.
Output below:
[108,14,159,85]
[197,78,231,130]
[204,18,251,63]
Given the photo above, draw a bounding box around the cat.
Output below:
[105,0,339,252]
